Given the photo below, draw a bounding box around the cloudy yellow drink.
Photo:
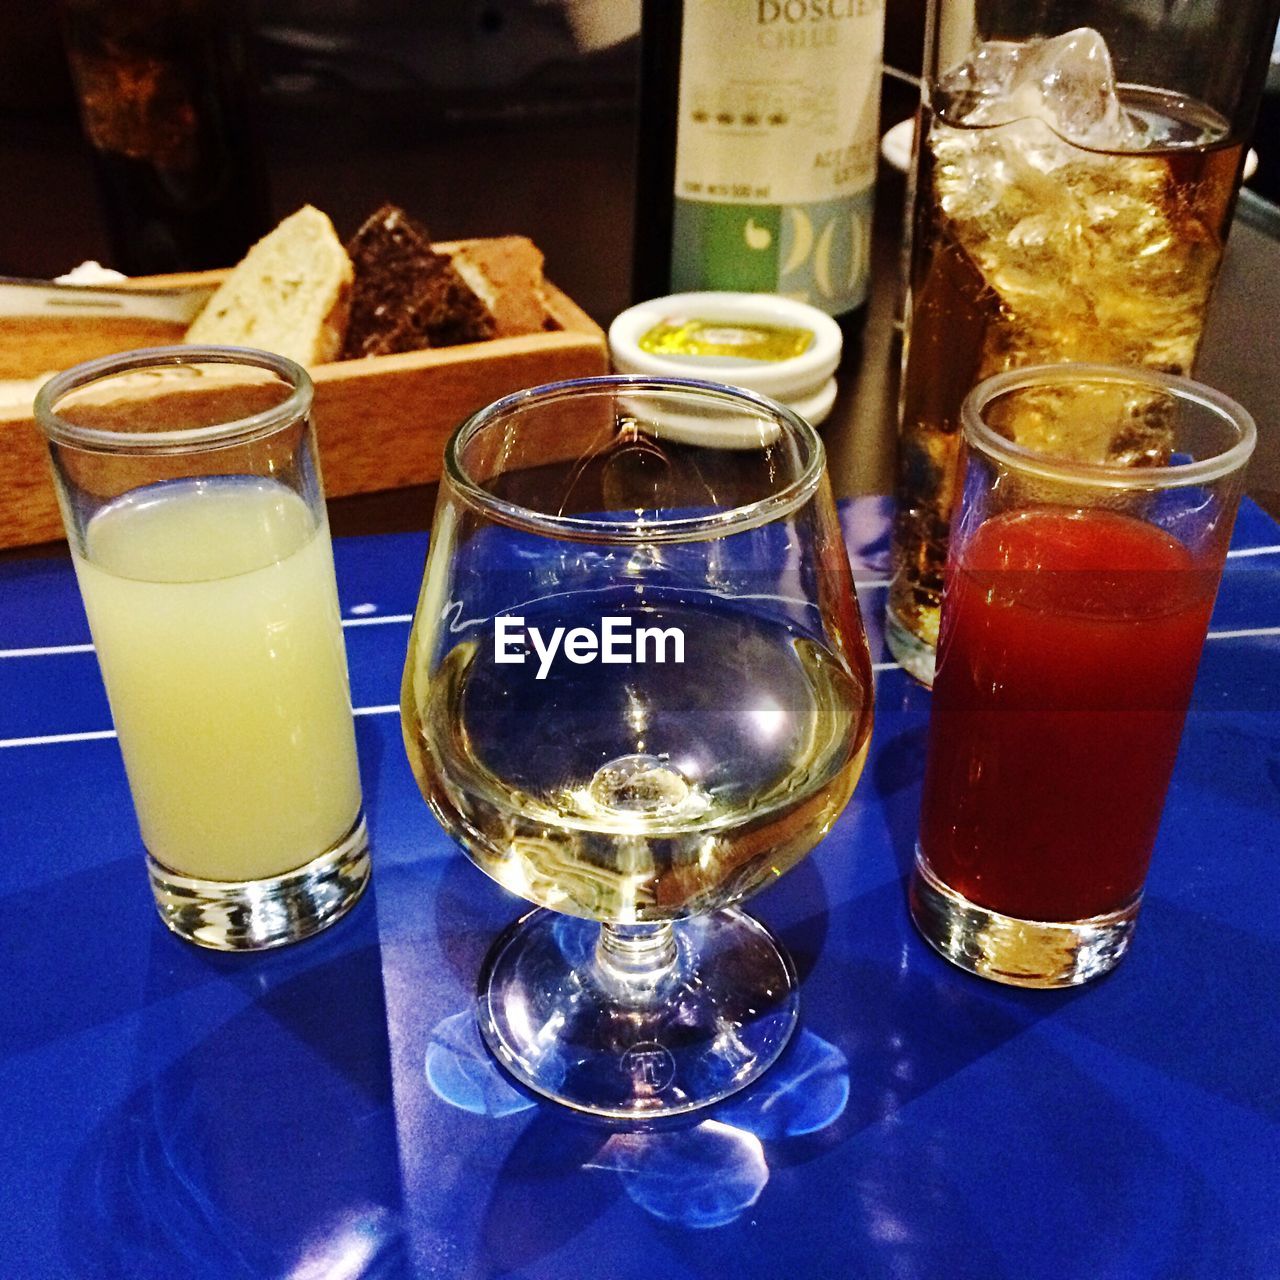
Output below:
[72,477,362,882]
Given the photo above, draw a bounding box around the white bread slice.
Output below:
[185,206,353,364]
[447,236,555,337]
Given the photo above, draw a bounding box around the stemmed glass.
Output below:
[401,377,874,1118]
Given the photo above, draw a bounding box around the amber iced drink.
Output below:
[886,19,1270,684]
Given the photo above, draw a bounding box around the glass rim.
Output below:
[932,81,1239,151]
[33,345,313,453]
[961,363,1257,490]
[443,374,827,544]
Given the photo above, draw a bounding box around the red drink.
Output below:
[919,507,1218,922]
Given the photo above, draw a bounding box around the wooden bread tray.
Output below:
[0,240,608,548]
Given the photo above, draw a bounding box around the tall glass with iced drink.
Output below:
[887,1,1280,684]
[35,347,369,951]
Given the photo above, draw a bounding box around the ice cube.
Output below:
[940,28,1139,150]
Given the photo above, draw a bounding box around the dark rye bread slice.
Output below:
[340,205,495,359]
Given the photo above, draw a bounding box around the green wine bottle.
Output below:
[632,0,886,321]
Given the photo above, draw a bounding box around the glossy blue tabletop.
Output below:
[2,497,1278,1279]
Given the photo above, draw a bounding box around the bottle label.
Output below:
[670,0,886,315]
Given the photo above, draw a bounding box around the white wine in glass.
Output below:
[402,377,873,1118]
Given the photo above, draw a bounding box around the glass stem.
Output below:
[595,921,678,999]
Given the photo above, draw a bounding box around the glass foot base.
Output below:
[884,609,936,687]
[908,854,1140,988]
[147,812,370,951]
[477,908,799,1120]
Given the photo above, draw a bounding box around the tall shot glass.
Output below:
[910,365,1255,987]
[35,346,369,950]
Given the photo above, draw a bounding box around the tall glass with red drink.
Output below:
[910,364,1256,987]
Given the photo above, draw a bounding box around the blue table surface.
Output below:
[2,497,1278,1280]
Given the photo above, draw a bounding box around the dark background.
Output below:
[2,1,1278,522]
